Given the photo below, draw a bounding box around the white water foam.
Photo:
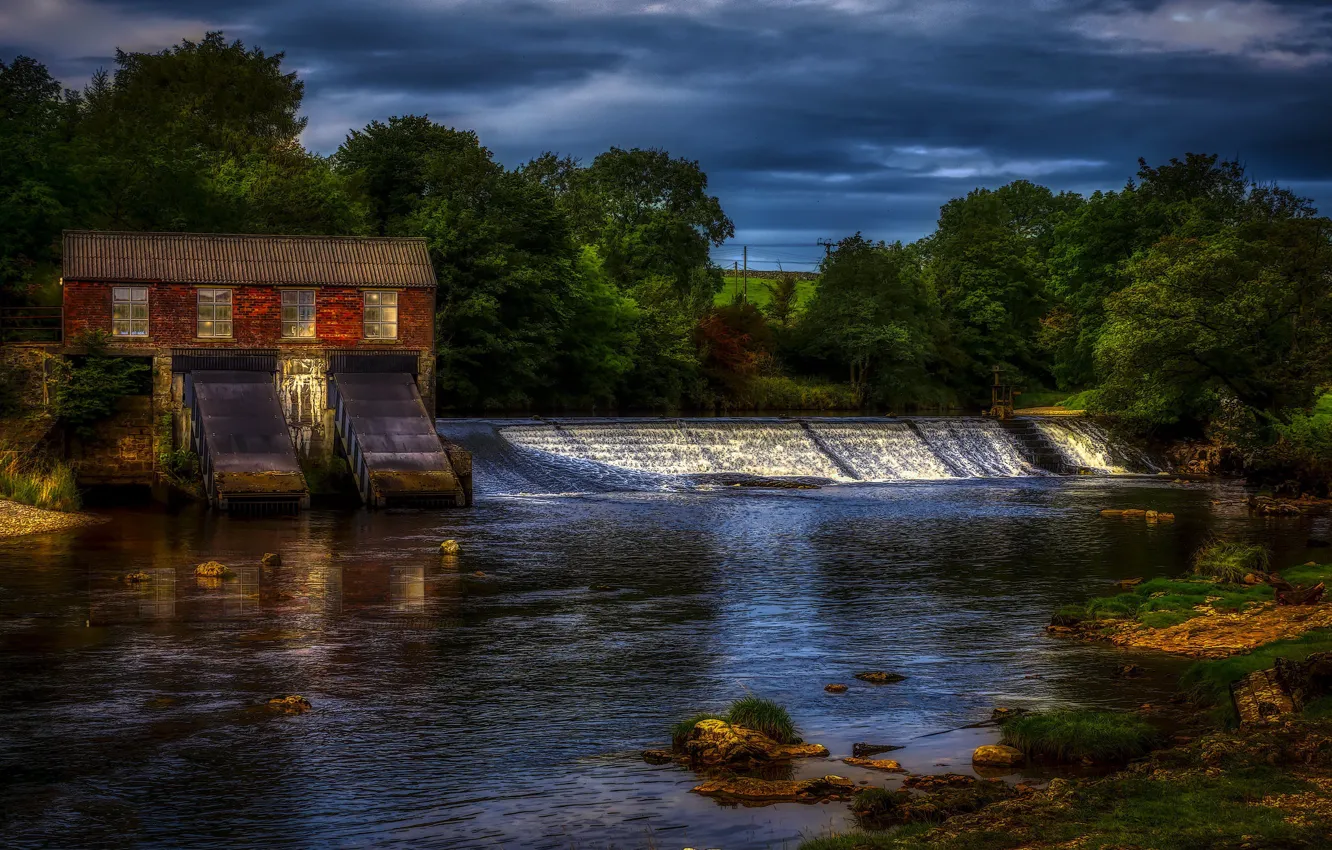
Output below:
[680,421,846,478]
[1034,419,1139,474]
[910,419,1036,478]
[808,421,955,481]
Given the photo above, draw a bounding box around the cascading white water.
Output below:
[910,419,1037,477]
[680,421,846,478]
[1034,419,1142,474]
[560,421,709,475]
[808,421,956,480]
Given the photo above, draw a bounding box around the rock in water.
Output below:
[1116,664,1146,678]
[852,743,903,758]
[261,553,282,567]
[1100,509,1125,517]
[685,719,829,766]
[691,774,853,804]
[195,561,231,577]
[265,695,312,715]
[123,572,150,583]
[440,539,460,555]
[990,707,1028,723]
[824,683,849,693]
[854,671,906,684]
[842,756,905,772]
[972,744,1025,767]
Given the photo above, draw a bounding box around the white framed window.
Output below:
[112,287,149,337]
[281,289,316,339]
[363,290,398,339]
[196,288,233,338]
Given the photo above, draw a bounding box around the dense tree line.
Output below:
[3,34,1331,481]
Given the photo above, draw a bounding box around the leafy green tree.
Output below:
[762,273,800,328]
[555,246,639,407]
[925,180,1081,395]
[1094,216,1332,430]
[55,331,151,438]
[0,56,77,304]
[803,235,939,407]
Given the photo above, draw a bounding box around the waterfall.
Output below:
[1033,419,1154,474]
[473,416,1148,490]
[807,421,955,480]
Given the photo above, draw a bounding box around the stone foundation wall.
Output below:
[68,395,156,484]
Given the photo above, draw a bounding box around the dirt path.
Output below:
[0,499,103,539]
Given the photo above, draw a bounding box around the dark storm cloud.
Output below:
[6,0,1331,266]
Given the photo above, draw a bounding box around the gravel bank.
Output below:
[0,499,103,539]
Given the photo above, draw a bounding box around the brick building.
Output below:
[60,231,469,509]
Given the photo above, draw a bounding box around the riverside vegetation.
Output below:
[780,549,1332,848]
[3,37,1332,495]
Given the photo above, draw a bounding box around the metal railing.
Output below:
[0,307,62,343]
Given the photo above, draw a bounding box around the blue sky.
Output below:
[3,0,1330,269]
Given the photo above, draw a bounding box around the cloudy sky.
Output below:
[4,0,1330,268]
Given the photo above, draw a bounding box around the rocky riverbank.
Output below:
[0,499,102,539]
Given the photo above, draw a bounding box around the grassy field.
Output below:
[715,275,819,311]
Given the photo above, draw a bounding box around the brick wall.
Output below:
[63,282,434,351]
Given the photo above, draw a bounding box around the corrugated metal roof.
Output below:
[62,231,436,288]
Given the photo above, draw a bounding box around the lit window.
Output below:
[196,289,232,338]
[363,291,398,339]
[112,287,149,336]
[281,289,316,338]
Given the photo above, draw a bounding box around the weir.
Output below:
[187,370,310,512]
[494,416,1149,484]
[332,372,472,507]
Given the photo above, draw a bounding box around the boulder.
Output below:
[854,671,906,685]
[692,774,854,804]
[123,572,150,583]
[972,744,1025,767]
[641,749,676,765]
[842,757,905,772]
[1277,583,1325,606]
[685,719,828,766]
[1116,577,1144,589]
[1145,510,1159,521]
[1100,509,1125,517]
[195,561,231,578]
[440,539,460,555]
[1157,512,1176,522]
[824,683,849,693]
[1116,664,1146,678]
[264,695,312,715]
[261,553,282,567]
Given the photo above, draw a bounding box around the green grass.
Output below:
[0,455,80,511]
[1181,627,1332,716]
[1013,390,1069,409]
[1055,563,1327,630]
[714,275,818,311]
[1000,709,1163,763]
[1192,540,1270,583]
[1058,389,1098,411]
[1311,390,1332,423]
[668,695,800,748]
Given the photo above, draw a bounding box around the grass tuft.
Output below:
[1192,540,1270,583]
[668,695,801,749]
[0,454,80,511]
[1000,709,1162,763]
[726,695,799,744]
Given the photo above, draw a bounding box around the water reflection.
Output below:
[0,478,1326,850]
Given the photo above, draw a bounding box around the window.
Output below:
[363,290,398,339]
[196,288,233,338]
[112,287,149,336]
[281,289,316,338]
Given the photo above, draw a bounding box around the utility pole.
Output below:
[817,239,835,261]
[742,245,748,304]
[733,260,739,301]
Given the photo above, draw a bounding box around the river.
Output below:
[1,418,1326,849]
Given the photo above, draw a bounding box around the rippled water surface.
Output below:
[2,420,1326,849]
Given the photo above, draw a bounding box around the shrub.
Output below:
[0,455,80,511]
[1192,540,1270,583]
[54,331,151,439]
[1000,709,1162,763]
[727,695,799,744]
